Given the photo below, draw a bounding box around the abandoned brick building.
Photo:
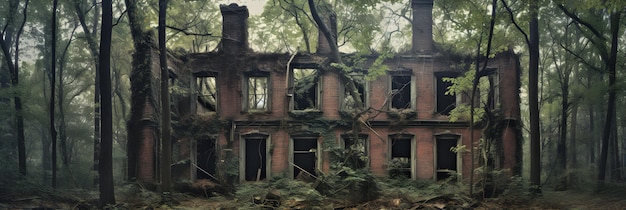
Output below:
[126,0,522,185]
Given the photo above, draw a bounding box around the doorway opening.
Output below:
[292,137,318,178]
[390,136,413,179]
[244,138,267,181]
[196,137,217,181]
[436,137,458,181]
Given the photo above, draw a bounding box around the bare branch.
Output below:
[500,0,529,46]
[557,4,605,40]
[166,25,214,37]
[113,9,127,27]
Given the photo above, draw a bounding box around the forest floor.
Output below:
[1,179,625,209]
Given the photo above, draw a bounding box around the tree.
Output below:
[158,0,172,196]
[165,0,219,52]
[528,0,541,188]
[50,0,58,188]
[0,0,30,176]
[98,0,115,206]
[257,0,398,53]
[71,0,102,187]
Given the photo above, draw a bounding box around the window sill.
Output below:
[288,110,323,119]
[386,109,417,120]
[243,110,271,115]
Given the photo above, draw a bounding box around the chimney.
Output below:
[412,0,433,53]
[220,4,249,55]
[316,12,337,55]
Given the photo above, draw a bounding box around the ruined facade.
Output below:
[127,0,522,185]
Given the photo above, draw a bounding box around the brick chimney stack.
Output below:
[220,4,249,55]
[412,0,433,54]
[316,12,337,55]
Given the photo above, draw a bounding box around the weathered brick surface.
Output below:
[138,127,155,182]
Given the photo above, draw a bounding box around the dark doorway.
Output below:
[196,137,217,180]
[245,138,267,181]
[390,138,412,178]
[293,138,317,178]
[436,138,458,180]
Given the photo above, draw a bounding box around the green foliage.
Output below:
[444,69,493,123]
[448,104,485,123]
[254,0,316,53]
[255,0,405,53]
[495,176,539,204]
[165,1,221,52]
[385,158,412,179]
[451,144,467,153]
[434,0,518,56]
[216,150,239,188]
[317,167,381,203]
[443,70,474,96]
[176,115,227,137]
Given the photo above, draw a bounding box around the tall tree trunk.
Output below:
[159,0,172,194]
[597,11,620,190]
[568,103,578,188]
[555,80,568,191]
[529,0,541,188]
[50,0,59,188]
[98,0,115,206]
[588,103,595,164]
[56,23,79,185]
[609,115,622,182]
[92,0,101,187]
[40,69,52,183]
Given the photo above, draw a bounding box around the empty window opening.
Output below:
[247,76,268,110]
[196,76,217,112]
[169,70,179,117]
[292,138,318,178]
[196,137,217,181]
[391,75,412,109]
[168,68,177,86]
[436,138,458,181]
[435,72,458,115]
[343,135,368,169]
[487,72,500,110]
[293,68,319,110]
[390,137,412,178]
[245,138,267,181]
[343,74,366,110]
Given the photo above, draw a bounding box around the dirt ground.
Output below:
[1,187,625,209]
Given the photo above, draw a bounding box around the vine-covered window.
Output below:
[342,72,367,110]
[342,134,368,169]
[292,68,320,111]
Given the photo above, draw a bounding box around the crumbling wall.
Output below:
[127,32,159,184]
